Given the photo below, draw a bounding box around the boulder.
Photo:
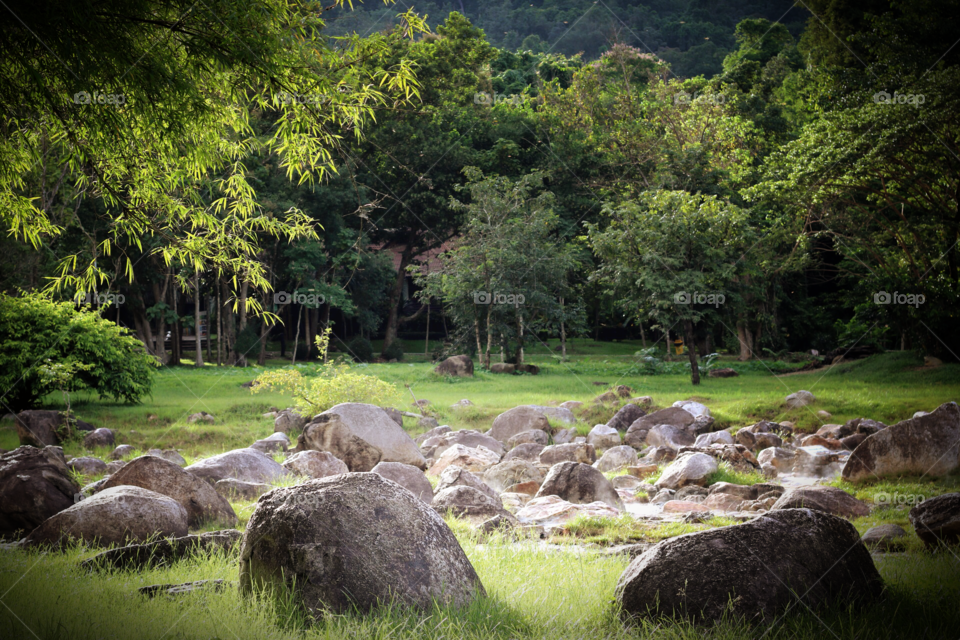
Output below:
[594,445,639,473]
[482,459,545,494]
[146,449,187,466]
[607,404,647,432]
[515,495,619,532]
[646,424,696,451]
[105,461,126,475]
[428,444,501,476]
[516,363,540,375]
[785,390,815,409]
[239,473,485,615]
[450,399,473,410]
[23,486,189,548]
[187,412,215,424]
[694,430,734,447]
[559,401,583,411]
[251,438,286,454]
[382,407,404,427]
[502,443,544,463]
[185,448,290,485]
[296,415,383,472]
[82,530,241,571]
[432,485,510,524]
[662,500,709,514]
[102,455,237,527]
[673,401,711,418]
[282,450,349,479]
[436,466,499,502]
[507,429,550,449]
[489,406,551,442]
[794,445,846,477]
[770,486,870,519]
[539,442,597,466]
[757,447,795,472]
[415,425,452,447]
[535,461,623,510]
[800,434,843,450]
[68,456,107,476]
[655,452,718,490]
[422,429,504,460]
[909,493,960,548]
[587,424,621,450]
[861,524,908,552]
[0,446,80,538]
[273,409,307,434]
[319,403,427,469]
[527,405,577,423]
[109,444,136,460]
[676,444,761,475]
[707,368,739,378]
[842,402,960,483]
[434,355,474,377]
[701,492,744,512]
[615,509,883,622]
[372,461,433,502]
[418,416,440,430]
[490,363,515,374]
[15,410,67,447]
[215,479,271,500]
[552,428,577,445]
[628,407,696,432]
[83,428,115,449]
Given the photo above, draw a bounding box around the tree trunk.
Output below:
[193,272,203,367]
[516,312,525,364]
[321,303,331,364]
[150,277,170,365]
[216,287,222,366]
[737,318,752,361]
[236,280,249,367]
[684,319,700,385]
[382,245,413,355]
[664,327,672,361]
[639,319,646,348]
[474,315,482,361]
[424,301,431,356]
[171,285,181,366]
[292,303,303,365]
[206,296,213,363]
[221,280,236,366]
[484,304,493,368]
[559,297,567,359]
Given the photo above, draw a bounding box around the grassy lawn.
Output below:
[1,346,959,638]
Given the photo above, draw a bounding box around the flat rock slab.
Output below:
[139,579,228,598]
[83,530,242,571]
[771,485,870,519]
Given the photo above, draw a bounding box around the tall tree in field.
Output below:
[587,190,757,383]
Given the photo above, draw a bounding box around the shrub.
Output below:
[346,336,374,363]
[382,340,404,361]
[0,293,157,411]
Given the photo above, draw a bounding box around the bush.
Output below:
[0,293,157,411]
[381,340,404,361]
[346,336,374,363]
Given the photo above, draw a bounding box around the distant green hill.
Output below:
[325,0,808,78]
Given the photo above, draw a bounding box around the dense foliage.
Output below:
[0,294,157,411]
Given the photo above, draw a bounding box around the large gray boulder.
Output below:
[770,485,870,519]
[432,486,511,524]
[296,414,382,472]
[909,492,960,548]
[615,509,883,622]
[372,461,433,502]
[482,459,545,494]
[15,410,66,447]
[436,466,499,502]
[489,406,551,442]
[320,403,427,469]
[785,390,816,409]
[594,445,638,473]
[421,429,504,460]
[274,409,307,434]
[628,407,696,432]
[427,444,500,476]
[185,448,290,485]
[587,424,621,450]
[68,456,107,477]
[0,446,80,538]
[607,404,647,432]
[83,428,115,449]
[539,442,597,466]
[502,442,544,463]
[101,455,237,527]
[655,452,718,490]
[535,461,623,510]
[842,402,960,483]
[239,473,485,615]
[645,424,696,451]
[282,450,349,479]
[506,429,550,449]
[434,355,474,377]
[23,485,188,548]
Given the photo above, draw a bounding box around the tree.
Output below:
[415,168,579,366]
[587,191,757,383]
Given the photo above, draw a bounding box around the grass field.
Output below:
[1,344,959,639]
